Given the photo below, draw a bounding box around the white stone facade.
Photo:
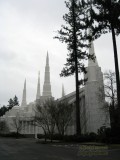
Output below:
[1,48,110,135]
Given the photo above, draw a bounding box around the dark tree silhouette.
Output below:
[35,99,74,140]
[11,113,22,137]
[104,70,117,129]
[104,70,117,107]
[80,0,120,111]
[8,98,14,110]
[55,0,90,135]
[13,95,19,106]
[0,95,19,117]
[54,100,74,137]
[8,95,19,110]
[35,99,56,142]
[0,120,9,134]
[0,106,8,117]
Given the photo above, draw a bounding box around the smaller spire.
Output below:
[62,84,65,97]
[21,79,27,107]
[36,71,40,100]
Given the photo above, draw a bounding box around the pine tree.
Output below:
[0,106,8,117]
[55,0,90,135]
[8,96,19,110]
[81,0,120,111]
[13,95,19,106]
[8,98,14,109]
[0,96,19,117]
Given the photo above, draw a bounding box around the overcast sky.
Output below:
[0,0,120,106]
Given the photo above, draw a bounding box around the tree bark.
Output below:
[72,0,81,135]
[111,25,120,112]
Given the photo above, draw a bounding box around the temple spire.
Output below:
[36,71,40,100]
[42,52,52,97]
[88,41,98,66]
[46,51,49,66]
[62,84,65,97]
[88,29,98,67]
[21,79,27,107]
[86,29,100,82]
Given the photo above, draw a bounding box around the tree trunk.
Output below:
[16,130,19,139]
[111,25,120,114]
[50,133,53,143]
[72,0,81,135]
[42,128,47,142]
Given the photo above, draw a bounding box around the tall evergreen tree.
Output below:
[0,106,8,117]
[8,98,14,110]
[55,0,90,135]
[13,95,19,106]
[0,96,19,117]
[81,0,120,111]
[8,95,19,109]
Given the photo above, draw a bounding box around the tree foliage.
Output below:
[98,70,119,131]
[13,95,19,106]
[55,0,93,135]
[54,0,120,134]
[80,0,120,40]
[80,0,120,110]
[0,106,8,117]
[54,100,73,136]
[103,70,119,130]
[11,113,22,136]
[55,0,90,78]
[35,99,74,141]
[35,99,56,142]
[0,120,9,134]
[0,95,19,117]
[104,70,117,107]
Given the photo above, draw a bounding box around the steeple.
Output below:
[88,28,98,67]
[88,41,98,67]
[46,51,49,66]
[21,79,27,107]
[42,52,52,97]
[36,71,40,100]
[62,84,65,97]
[85,29,100,82]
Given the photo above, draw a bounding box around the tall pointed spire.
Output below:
[62,84,65,97]
[86,29,100,82]
[42,52,52,97]
[21,79,27,107]
[88,29,98,67]
[46,51,49,66]
[88,41,98,66]
[36,71,40,100]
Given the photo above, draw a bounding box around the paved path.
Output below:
[0,138,120,160]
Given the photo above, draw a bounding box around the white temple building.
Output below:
[0,43,110,135]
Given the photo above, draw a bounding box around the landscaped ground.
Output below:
[0,138,120,160]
